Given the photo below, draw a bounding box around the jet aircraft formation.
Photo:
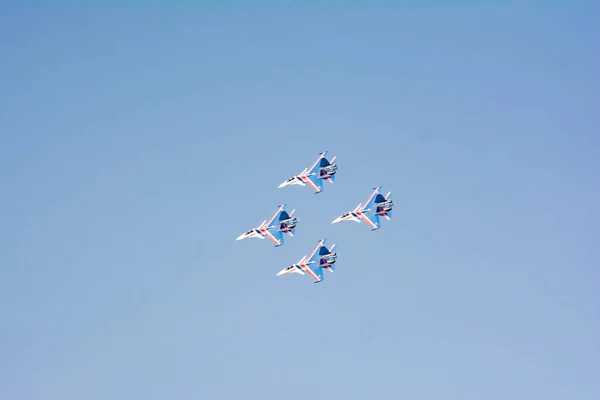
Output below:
[236,151,396,284]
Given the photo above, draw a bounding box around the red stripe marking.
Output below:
[300,175,321,192]
[260,228,281,245]
[301,264,321,281]
[357,212,378,229]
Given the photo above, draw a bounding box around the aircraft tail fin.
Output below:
[279,210,291,221]
[317,242,337,272]
[318,154,332,168]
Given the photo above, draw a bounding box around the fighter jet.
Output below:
[276,238,338,283]
[278,151,338,194]
[332,186,395,231]
[236,204,298,247]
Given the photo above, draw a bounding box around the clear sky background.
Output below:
[1,3,599,399]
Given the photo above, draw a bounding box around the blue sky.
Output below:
[1,3,599,399]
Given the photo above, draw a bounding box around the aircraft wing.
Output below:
[306,151,328,176]
[360,186,382,213]
[304,174,324,193]
[305,263,324,283]
[260,227,283,246]
[264,204,286,228]
[361,211,381,230]
[305,238,326,264]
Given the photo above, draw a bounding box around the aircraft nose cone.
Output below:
[332,216,343,224]
[236,234,247,241]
